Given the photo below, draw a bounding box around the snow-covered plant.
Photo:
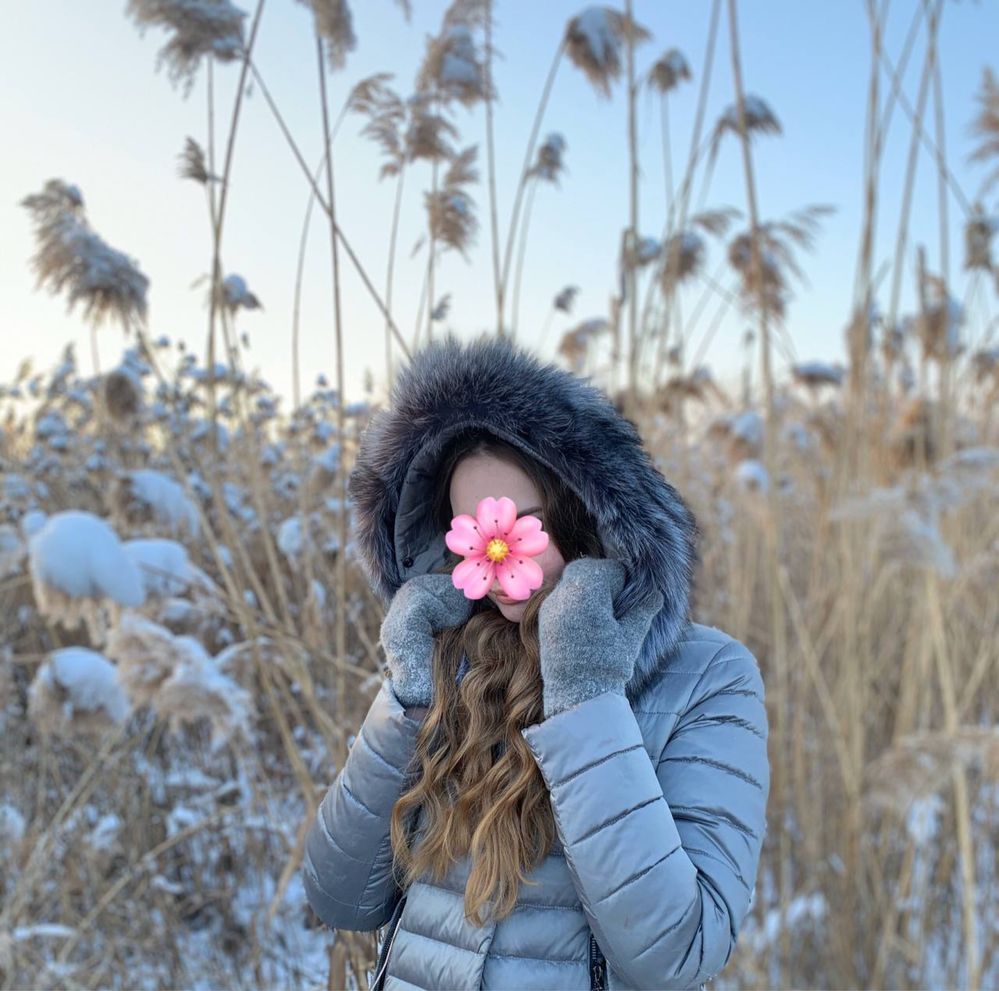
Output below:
[647,48,691,94]
[106,610,253,752]
[295,0,355,72]
[125,0,248,96]
[564,6,650,98]
[27,646,132,742]
[528,133,567,185]
[425,145,480,258]
[27,510,145,645]
[19,179,150,333]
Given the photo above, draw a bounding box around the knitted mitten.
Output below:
[537,557,663,719]
[379,572,474,708]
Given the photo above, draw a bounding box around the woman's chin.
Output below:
[493,597,526,614]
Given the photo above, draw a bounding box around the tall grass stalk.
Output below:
[725,0,791,980]
[483,0,503,336]
[643,0,722,392]
[624,0,640,401]
[314,27,348,740]
[498,40,565,335]
[203,0,266,464]
[245,59,411,363]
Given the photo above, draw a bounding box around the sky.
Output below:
[2,0,997,410]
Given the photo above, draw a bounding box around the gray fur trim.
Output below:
[347,333,700,703]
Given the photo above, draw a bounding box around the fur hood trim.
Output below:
[347,333,700,703]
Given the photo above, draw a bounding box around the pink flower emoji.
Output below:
[445,496,549,601]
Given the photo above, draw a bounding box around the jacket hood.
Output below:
[347,333,700,703]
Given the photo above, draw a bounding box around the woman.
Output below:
[303,334,770,990]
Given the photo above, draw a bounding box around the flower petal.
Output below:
[445,514,486,557]
[453,554,496,599]
[496,555,544,599]
[476,496,517,539]
[504,516,549,556]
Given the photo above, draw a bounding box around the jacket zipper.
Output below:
[589,931,606,990]
[371,896,406,991]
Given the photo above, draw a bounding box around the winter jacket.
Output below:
[302,334,770,990]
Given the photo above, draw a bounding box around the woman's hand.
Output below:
[380,572,474,708]
[537,557,663,719]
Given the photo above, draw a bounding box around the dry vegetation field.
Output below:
[2,1,998,989]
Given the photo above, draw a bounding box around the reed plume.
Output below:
[564,6,650,98]
[125,0,247,96]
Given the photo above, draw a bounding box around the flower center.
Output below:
[485,537,509,562]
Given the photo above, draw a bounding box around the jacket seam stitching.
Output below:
[340,776,380,818]
[316,802,370,867]
[656,643,744,765]
[592,841,684,906]
[572,794,664,844]
[410,877,580,911]
[356,726,403,774]
[551,742,645,789]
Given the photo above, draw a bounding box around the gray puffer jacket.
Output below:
[303,334,770,990]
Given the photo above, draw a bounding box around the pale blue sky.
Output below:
[2,1,997,408]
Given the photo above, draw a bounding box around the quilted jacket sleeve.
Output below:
[302,678,426,932]
[520,640,769,990]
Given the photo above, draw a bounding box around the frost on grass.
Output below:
[792,360,846,389]
[0,525,24,579]
[116,468,200,536]
[106,611,253,752]
[221,273,262,314]
[27,646,131,742]
[27,510,145,644]
[124,537,217,598]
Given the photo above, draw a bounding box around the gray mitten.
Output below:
[537,557,664,719]
[380,572,475,708]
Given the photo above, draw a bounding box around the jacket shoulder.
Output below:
[631,622,765,749]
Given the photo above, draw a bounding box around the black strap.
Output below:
[589,930,607,990]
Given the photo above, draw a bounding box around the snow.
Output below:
[0,802,26,845]
[742,892,827,954]
[897,508,956,578]
[314,441,341,474]
[27,510,145,606]
[730,410,764,447]
[573,7,617,67]
[0,525,23,578]
[155,636,254,752]
[222,273,258,309]
[439,26,480,87]
[310,578,326,609]
[2,473,34,504]
[12,924,77,941]
[33,646,131,726]
[88,812,122,852]
[278,517,304,558]
[734,458,769,493]
[906,794,945,845]
[635,236,660,265]
[792,360,845,385]
[123,538,194,597]
[127,469,200,535]
[35,410,67,439]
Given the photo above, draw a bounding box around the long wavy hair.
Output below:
[387,431,604,926]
